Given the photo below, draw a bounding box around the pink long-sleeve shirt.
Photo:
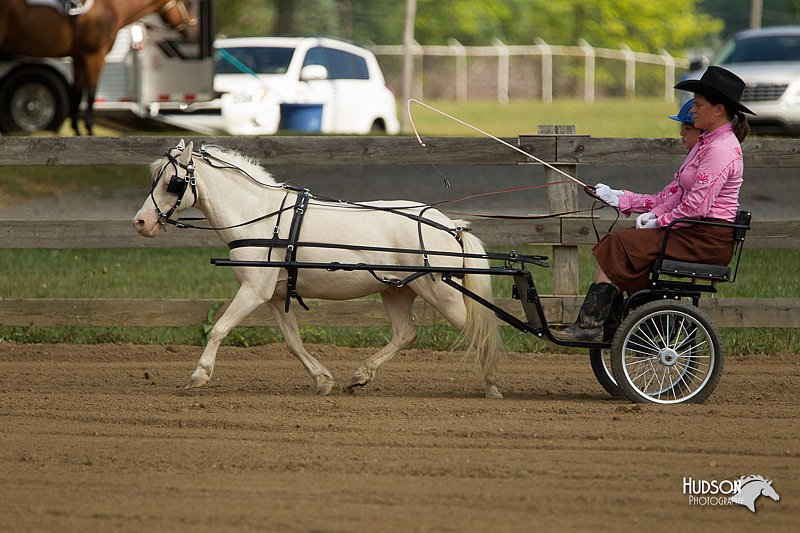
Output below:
[618,122,743,226]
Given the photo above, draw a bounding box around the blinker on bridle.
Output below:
[150,148,198,225]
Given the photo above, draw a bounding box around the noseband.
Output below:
[150,148,198,225]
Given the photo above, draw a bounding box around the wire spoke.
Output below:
[633,325,662,351]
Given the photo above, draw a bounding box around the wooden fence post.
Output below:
[538,125,580,299]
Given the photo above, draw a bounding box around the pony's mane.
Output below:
[148,144,280,186]
[200,144,280,186]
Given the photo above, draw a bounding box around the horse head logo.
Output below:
[731,475,780,513]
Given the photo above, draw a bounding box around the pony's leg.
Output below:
[415,280,504,399]
[347,286,418,391]
[186,285,264,389]
[266,301,335,395]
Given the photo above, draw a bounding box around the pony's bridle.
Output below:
[160,0,198,33]
[150,148,198,225]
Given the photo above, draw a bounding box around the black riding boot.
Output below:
[603,291,625,342]
[552,282,621,342]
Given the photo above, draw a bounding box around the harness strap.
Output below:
[416,205,437,280]
[268,192,290,261]
[284,190,311,312]
[227,239,548,266]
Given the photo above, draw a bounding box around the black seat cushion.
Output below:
[655,259,731,281]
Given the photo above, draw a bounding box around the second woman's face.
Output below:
[680,123,701,150]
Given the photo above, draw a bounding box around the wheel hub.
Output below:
[659,348,679,366]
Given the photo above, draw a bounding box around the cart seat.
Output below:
[649,209,751,287]
[654,259,731,281]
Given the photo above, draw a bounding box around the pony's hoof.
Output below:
[485,385,504,399]
[346,379,368,393]
[348,367,372,388]
[316,380,335,396]
[185,372,210,390]
[344,373,369,394]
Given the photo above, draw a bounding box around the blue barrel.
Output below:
[279,103,323,132]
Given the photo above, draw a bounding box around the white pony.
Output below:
[133,140,505,397]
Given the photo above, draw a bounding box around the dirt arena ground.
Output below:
[0,342,797,532]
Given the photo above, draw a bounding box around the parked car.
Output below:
[682,26,800,135]
[194,36,400,135]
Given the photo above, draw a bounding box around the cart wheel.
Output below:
[610,300,723,404]
[589,349,624,397]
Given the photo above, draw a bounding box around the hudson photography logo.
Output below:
[683,475,781,512]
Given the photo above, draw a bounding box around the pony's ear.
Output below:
[178,141,194,165]
[176,138,186,150]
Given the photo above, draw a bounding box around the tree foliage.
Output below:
[701,0,800,38]
[215,0,728,54]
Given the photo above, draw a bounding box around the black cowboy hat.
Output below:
[675,65,756,116]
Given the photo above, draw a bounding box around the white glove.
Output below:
[595,183,624,207]
[636,212,659,229]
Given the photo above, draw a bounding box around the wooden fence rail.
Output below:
[1,134,799,329]
[2,135,800,167]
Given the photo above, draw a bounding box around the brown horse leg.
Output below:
[70,56,86,135]
[81,54,107,136]
[69,82,83,135]
[84,86,96,136]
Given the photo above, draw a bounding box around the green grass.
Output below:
[0,248,237,299]
[407,98,681,138]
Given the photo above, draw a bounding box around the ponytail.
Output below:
[732,111,750,142]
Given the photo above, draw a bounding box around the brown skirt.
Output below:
[592,222,734,293]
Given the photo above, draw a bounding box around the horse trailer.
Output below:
[0,0,215,134]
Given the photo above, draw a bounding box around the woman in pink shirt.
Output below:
[555,66,754,342]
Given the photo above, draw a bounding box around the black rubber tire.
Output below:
[0,67,69,134]
[589,348,624,397]
[610,300,723,404]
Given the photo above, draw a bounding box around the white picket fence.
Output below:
[370,39,690,103]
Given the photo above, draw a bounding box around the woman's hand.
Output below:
[636,212,659,229]
[595,183,624,207]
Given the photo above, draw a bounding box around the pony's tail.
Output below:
[457,227,505,393]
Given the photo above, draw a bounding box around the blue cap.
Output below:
[668,100,694,126]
